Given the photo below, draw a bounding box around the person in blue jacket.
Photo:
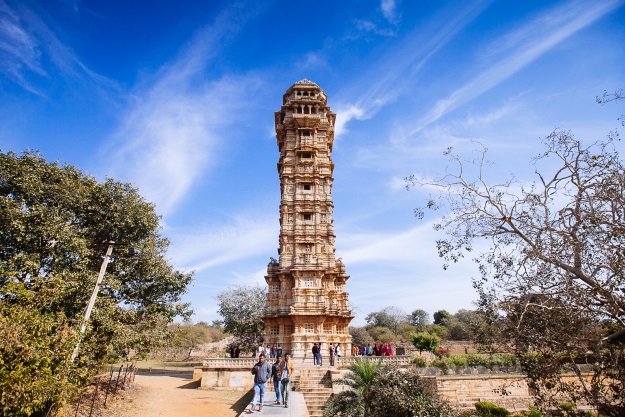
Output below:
[249,353,272,412]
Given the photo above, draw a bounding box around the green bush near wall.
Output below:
[474,401,511,417]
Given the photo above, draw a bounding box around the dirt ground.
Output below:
[108,373,252,417]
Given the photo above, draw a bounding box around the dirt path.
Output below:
[111,374,252,417]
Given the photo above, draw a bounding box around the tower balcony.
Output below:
[264,306,292,317]
[292,113,321,128]
[278,256,337,270]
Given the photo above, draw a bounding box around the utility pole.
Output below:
[71,241,115,362]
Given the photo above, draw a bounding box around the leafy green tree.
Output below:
[0,151,193,415]
[324,358,454,417]
[366,326,398,344]
[408,127,625,415]
[433,310,450,325]
[349,326,374,347]
[410,331,441,355]
[395,322,419,342]
[170,320,224,358]
[444,309,481,341]
[408,309,431,328]
[426,324,449,340]
[365,306,408,334]
[216,284,266,353]
[0,302,79,417]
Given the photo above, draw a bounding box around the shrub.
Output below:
[518,406,544,417]
[490,353,518,368]
[466,354,490,368]
[411,356,428,367]
[474,401,510,417]
[450,355,468,367]
[325,361,455,416]
[553,402,595,417]
[431,358,453,374]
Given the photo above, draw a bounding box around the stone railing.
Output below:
[202,358,257,368]
[203,355,413,369]
[336,355,413,367]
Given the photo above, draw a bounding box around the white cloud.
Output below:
[106,75,261,216]
[168,214,276,273]
[352,19,396,37]
[338,220,484,323]
[380,0,398,23]
[335,104,367,137]
[298,52,327,70]
[0,0,120,95]
[412,0,624,132]
[335,1,490,137]
[340,222,437,265]
[0,1,44,78]
[103,6,264,216]
[462,102,517,127]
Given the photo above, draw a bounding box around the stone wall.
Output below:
[199,358,258,390]
[199,367,255,390]
[434,374,534,412]
[199,359,590,413]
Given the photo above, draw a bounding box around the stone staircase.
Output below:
[296,366,334,417]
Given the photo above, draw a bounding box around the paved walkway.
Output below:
[245,390,309,416]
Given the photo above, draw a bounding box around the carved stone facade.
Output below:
[264,79,353,358]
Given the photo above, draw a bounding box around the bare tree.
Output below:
[216,284,266,354]
[365,306,409,335]
[407,131,625,416]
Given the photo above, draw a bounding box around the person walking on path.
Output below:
[279,353,295,408]
[249,353,271,412]
[312,342,319,365]
[317,342,323,366]
[271,355,282,405]
[329,343,335,366]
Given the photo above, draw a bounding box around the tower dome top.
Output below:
[282,79,327,105]
[292,78,319,87]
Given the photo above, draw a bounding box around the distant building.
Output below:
[263,79,353,358]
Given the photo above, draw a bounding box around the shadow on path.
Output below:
[177,379,201,389]
[232,389,254,416]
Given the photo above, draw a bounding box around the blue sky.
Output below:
[1,0,624,326]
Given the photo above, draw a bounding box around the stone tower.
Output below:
[264,79,353,358]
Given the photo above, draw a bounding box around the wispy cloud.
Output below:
[350,19,396,38]
[168,214,276,274]
[0,0,119,95]
[380,0,399,24]
[106,74,261,216]
[295,51,328,71]
[0,1,45,93]
[337,221,482,321]
[340,222,436,265]
[412,0,624,133]
[334,1,491,137]
[104,5,263,216]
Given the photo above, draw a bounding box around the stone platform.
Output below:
[245,391,309,416]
